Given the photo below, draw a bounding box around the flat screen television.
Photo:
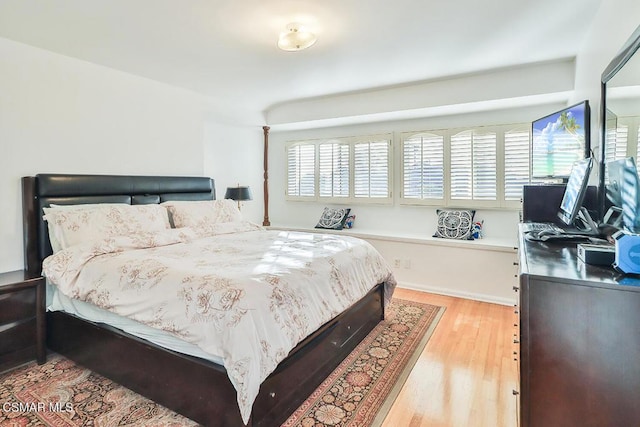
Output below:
[531,100,591,180]
[557,157,595,231]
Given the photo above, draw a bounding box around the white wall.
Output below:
[267,59,575,128]
[573,0,640,159]
[0,37,234,272]
[203,122,264,224]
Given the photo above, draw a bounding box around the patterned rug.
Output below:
[0,299,444,427]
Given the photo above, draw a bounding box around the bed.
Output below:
[21,173,395,426]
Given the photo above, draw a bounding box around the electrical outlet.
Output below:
[393,259,401,268]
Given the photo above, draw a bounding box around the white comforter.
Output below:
[42,223,396,423]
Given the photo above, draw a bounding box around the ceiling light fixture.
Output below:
[277,22,317,52]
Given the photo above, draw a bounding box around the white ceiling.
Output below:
[0,0,603,123]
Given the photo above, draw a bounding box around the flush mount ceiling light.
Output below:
[277,22,317,51]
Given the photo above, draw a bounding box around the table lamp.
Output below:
[224,185,252,210]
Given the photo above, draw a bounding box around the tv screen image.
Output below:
[531,101,591,179]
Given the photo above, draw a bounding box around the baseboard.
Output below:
[396,281,516,306]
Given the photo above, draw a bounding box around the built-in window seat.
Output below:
[268,225,519,306]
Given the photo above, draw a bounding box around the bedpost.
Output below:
[262,125,271,227]
[22,177,41,277]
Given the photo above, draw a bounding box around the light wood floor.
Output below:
[381,288,518,427]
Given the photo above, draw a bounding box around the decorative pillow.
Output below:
[43,204,170,251]
[315,207,351,230]
[44,203,128,253]
[161,200,242,230]
[433,209,476,240]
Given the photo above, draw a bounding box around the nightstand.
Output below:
[0,270,46,372]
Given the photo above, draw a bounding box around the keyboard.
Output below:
[521,222,564,234]
[525,232,592,242]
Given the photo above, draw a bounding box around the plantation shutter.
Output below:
[606,123,628,162]
[450,130,496,201]
[319,142,350,198]
[402,133,444,199]
[504,129,530,200]
[287,144,315,197]
[450,131,473,200]
[473,131,497,200]
[354,139,390,198]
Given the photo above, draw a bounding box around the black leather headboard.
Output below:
[22,173,215,275]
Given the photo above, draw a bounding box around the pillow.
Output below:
[44,203,127,253]
[161,200,242,229]
[433,209,476,240]
[43,204,170,251]
[315,207,351,230]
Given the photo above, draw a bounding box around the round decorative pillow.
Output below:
[434,209,475,240]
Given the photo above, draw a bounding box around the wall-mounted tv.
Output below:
[531,100,591,180]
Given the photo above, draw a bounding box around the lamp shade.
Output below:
[224,186,253,201]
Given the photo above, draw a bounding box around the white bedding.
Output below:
[43,223,396,424]
[46,283,225,365]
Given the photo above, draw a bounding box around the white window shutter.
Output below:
[287,144,315,197]
[606,123,628,162]
[450,131,473,200]
[472,131,497,200]
[402,133,444,200]
[319,142,350,198]
[504,129,530,200]
[450,130,496,201]
[354,140,390,198]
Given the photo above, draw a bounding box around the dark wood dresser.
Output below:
[517,226,640,427]
[0,270,46,372]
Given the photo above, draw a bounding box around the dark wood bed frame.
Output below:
[21,174,385,427]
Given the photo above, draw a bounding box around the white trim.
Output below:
[397,281,516,306]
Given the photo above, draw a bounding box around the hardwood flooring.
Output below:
[382,288,518,427]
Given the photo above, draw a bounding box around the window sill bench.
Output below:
[267,225,517,253]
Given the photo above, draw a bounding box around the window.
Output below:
[603,116,640,183]
[319,141,349,198]
[286,124,538,208]
[286,144,315,197]
[354,140,390,198]
[402,133,444,202]
[504,129,531,201]
[605,116,628,163]
[401,125,530,208]
[285,134,392,202]
[450,130,497,201]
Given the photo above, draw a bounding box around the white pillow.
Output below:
[43,204,170,251]
[44,203,127,253]
[161,200,242,230]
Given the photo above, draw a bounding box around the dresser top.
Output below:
[518,225,640,292]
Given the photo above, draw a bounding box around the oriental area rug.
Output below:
[0,299,444,427]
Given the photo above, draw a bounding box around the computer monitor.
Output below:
[557,157,597,232]
[606,157,640,233]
